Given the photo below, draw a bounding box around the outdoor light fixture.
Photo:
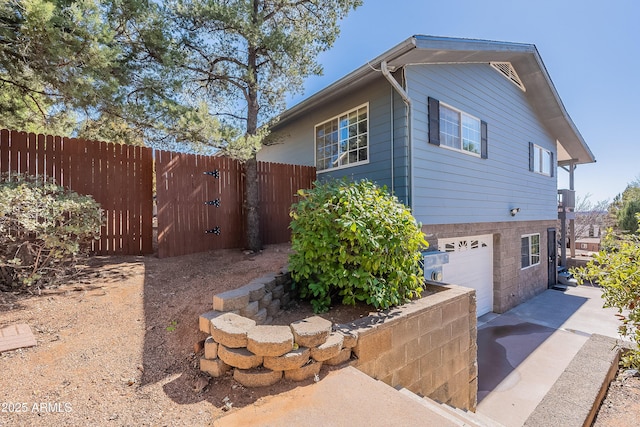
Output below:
[510,207,521,216]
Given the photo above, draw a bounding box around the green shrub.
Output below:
[618,199,640,233]
[289,179,428,313]
[0,174,103,290]
[573,223,640,369]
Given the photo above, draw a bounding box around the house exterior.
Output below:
[574,237,601,253]
[258,35,595,316]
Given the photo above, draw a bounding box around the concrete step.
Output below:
[398,388,505,427]
[398,388,475,426]
[215,367,468,426]
[443,403,506,427]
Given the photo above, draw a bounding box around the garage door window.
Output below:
[521,234,540,269]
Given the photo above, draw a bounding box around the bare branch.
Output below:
[0,77,59,98]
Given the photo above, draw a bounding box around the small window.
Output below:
[315,104,368,172]
[428,97,487,159]
[530,143,553,176]
[521,234,540,269]
[439,103,481,156]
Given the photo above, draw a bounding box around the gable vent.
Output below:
[490,62,526,92]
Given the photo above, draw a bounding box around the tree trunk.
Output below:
[244,156,261,251]
[244,6,261,252]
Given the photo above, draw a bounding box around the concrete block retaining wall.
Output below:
[349,283,478,411]
[198,275,477,411]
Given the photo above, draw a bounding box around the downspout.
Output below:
[381,61,412,207]
[390,86,395,194]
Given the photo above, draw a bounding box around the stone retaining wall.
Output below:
[205,268,294,325]
[199,311,357,387]
[198,277,477,411]
[349,283,477,411]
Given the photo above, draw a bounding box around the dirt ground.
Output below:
[594,368,640,426]
[0,244,369,427]
[1,244,639,426]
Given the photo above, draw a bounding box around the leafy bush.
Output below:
[289,179,428,313]
[574,222,640,369]
[0,174,103,290]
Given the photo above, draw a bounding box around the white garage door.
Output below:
[439,234,494,317]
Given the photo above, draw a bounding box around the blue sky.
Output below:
[286,0,639,204]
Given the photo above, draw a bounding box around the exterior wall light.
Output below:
[510,207,520,216]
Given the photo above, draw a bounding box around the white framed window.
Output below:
[315,104,368,172]
[521,234,540,269]
[530,143,553,176]
[439,103,481,156]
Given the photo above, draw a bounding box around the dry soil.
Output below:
[0,244,352,426]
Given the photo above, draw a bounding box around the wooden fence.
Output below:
[0,129,153,255]
[155,151,316,258]
[1,129,316,258]
[155,151,245,258]
[258,161,317,245]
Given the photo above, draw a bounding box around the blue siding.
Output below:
[258,78,410,203]
[392,85,410,205]
[407,63,558,225]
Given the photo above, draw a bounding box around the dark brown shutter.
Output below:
[428,97,440,146]
[550,151,555,177]
[481,120,488,159]
[529,142,535,172]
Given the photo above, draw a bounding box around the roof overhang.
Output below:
[276,35,595,165]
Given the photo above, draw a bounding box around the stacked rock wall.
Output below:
[199,312,357,387]
[208,269,293,325]
[197,273,477,411]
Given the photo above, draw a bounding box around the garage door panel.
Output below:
[439,234,493,317]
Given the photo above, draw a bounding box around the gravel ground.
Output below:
[0,245,307,427]
[594,367,640,426]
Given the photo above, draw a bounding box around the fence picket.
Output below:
[2,128,315,258]
[0,129,9,174]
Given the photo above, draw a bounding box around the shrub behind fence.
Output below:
[0,129,153,255]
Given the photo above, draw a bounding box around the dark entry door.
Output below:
[547,228,557,288]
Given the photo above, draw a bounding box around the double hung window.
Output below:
[439,103,481,156]
[428,97,487,159]
[521,234,540,269]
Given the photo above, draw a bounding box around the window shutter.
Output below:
[529,142,534,172]
[550,151,555,177]
[428,97,440,146]
[481,121,488,159]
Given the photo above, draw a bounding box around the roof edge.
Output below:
[273,35,595,165]
[528,47,596,164]
[275,36,417,126]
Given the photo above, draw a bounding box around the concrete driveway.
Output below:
[476,285,622,426]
